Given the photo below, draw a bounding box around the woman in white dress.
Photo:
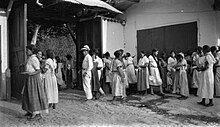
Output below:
[55,56,66,90]
[167,51,177,93]
[112,50,126,101]
[137,51,149,95]
[173,53,189,99]
[197,45,216,107]
[125,52,137,95]
[149,49,164,95]
[44,49,59,109]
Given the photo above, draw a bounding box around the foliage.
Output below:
[28,21,76,61]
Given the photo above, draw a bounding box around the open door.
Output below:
[9,3,27,99]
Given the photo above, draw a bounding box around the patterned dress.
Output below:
[44,58,59,104]
[215,50,220,97]
[173,59,189,96]
[167,57,177,87]
[22,54,48,114]
[191,52,200,88]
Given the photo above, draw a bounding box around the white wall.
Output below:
[0,8,8,99]
[102,19,125,57]
[0,9,8,73]
[118,0,220,60]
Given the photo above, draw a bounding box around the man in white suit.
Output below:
[81,45,93,100]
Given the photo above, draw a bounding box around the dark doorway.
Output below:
[137,22,198,58]
[76,18,102,89]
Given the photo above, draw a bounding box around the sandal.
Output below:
[27,114,42,121]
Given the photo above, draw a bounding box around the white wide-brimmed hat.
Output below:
[81,45,90,51]
[179,52,184,58]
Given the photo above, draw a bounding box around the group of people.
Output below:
[80,45,165,102]
[21,43,220,121]
[80,44,219,107]
[21,44,62,121]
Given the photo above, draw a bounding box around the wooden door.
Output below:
[137,22,198,58]
[9,3,27,99]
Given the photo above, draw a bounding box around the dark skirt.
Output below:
[91,68,101,92]
[137,68,149,91]
[22,73,48,113]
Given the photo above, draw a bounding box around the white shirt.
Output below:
[149,55,158,68]
[26,54,40,72]
[215,50,220,66]
[138,56,149,66]
[96,56,104,69]
[167,57,177,71]
[82,53,93,73]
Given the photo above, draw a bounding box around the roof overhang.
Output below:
[26,0,122,24]
[112,0,140,11]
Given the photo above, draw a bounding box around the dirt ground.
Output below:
[0,89,220,127]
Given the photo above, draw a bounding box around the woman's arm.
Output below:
[28,69,41,76]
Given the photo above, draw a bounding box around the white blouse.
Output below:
[26,54,40,72]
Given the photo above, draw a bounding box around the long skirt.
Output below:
[197,69,214,99]
[112,72,126,97]
[126,64,137,84]
[91,69,101,92]
[149,67,162,86]
[137,68,149,91]
[191,69,200,88]
[160,67,167,88]
[174,70,189,96]
[44,73,59,104]
[22,73,48,113]
[215,67,220,97]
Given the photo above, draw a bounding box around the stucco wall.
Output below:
[0,10,8,73]
[102,19,125,57]
[118,0,220,60]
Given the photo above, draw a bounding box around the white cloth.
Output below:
[26,54,40,72]
[44,58,59,104]
[126,57,137,84]
[96,56,104,80]
[56,63,66,87]
[215,51,220,66]
[197,52,216,99]
[112,59,126,97]
[167,57,177,71]
[82,54,93,99]
[137,56,149,90]
[149,55,162,86]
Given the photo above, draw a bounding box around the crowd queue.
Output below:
[21,44,220,121]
